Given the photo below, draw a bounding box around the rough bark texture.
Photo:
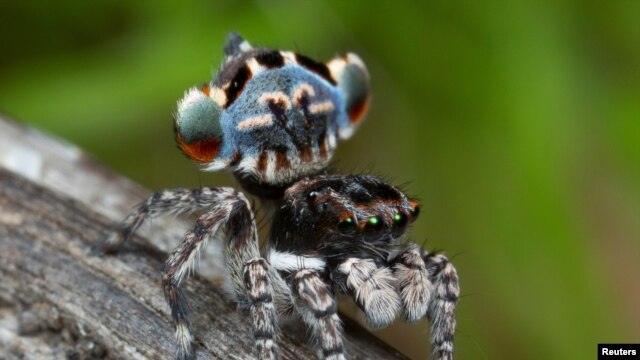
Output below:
[0,116,408,360]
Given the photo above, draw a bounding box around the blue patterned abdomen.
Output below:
[174,34,370,191]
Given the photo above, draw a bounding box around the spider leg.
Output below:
[243,258,278,360]
[391,244,432,323]
[289,269,345,360]
[158,189,273,359]
[332,258,401,328]
[93,188,228,254]
[392,244,460,360]
[423,251,459,360]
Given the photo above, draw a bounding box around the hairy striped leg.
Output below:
[391,245,432,323]
[290,269,345,360]
[424,251,459,360]
[243,258,278,359]
[93,187,230,254]
[97,187,276,359]
[162,192,280,360]
[391,245,460,360]
[332,258,401,328]
[160,190,262,359]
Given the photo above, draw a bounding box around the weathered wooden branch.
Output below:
[0,116,407,359]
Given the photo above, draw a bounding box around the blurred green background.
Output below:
[1,1,639,359]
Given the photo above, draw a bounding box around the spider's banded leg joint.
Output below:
[162,273,194,360]
[161,202,233,360]
[244,258,278,360]
[290,269,345,360]
[423,251,460,360]
[92,188,224,255]
[105,186,244,360]
[391,244,433,323]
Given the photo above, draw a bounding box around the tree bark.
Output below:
[0,116,407,360]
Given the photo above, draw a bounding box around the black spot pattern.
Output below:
[225,64,252,108]
[255,50,285,68]
[295,53,337,85]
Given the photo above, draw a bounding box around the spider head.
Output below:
[272,175,420,258]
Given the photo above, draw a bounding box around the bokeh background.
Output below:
[1,1,639,359]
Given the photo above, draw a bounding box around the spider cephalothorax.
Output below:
[269,176,458,336]
[272,175,420,258]
[97,34,459,360]
[174,33,370,198]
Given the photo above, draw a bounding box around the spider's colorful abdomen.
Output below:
[174,34,370,192]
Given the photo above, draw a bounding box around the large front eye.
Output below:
[391,212,408,236]
[394,212,408,225]
[363,216,384,234]
[338,217,357,234]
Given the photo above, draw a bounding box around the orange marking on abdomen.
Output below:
[299,147,313,163]
[318,136,328,159]
[200,84,211,97]
[257,151,269,174]
[176,134,221,163]
[348,96,370,124]
[275,151,291,171]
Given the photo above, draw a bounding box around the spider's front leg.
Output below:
[92,187,227,254]
[97,187,278,359]
[162,190,279,360]
[289,269,345,360]
[242,257,278,359]
[331,258,401,328]
[391,244,460,360]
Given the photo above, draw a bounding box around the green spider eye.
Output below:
[393,212,408,224]
[364,216,384,233]
[392,212,409,236]
[338,217,357,234]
